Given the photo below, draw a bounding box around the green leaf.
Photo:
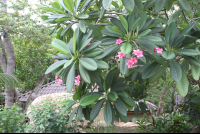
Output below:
[60,101,76,115]
[114,99,127,116]
[96,44,119,59]
[84,48,103,58]
[83,41,101,52]
[176,70,189,97]
[191,96,200,104]
[36,4,66,14]
[90,99,105,121]
[196,46,200,54]
[77,14,89,19]
[142,62,160,79]
[58,99,74,105]
[110,19,126,33]
[103,0,112,10]
[68,107,78,127]
[105,26,123,37]
[66,64,75,92]
[154,0,167,13]
[149,62,169,83]
[73,33,76,53]
[108,91,118,101]
[177,0,190,12]
[168,9,182,25]
[165,0,173,11]
[78,106,83,120]
[139,102,148,113]
[145,52,165,64]
[191,65,200,81]
[136,29,151,38]
[61,22,75,36]
[182,60,189,72]
[117,91,128,98]
[86,22,102,37]
[99,7,106,20]
[134,105,139,116]
[116,111,127,123]
[94,59,109,69]
[63,0,74,12]
[51,39,71,55]
[120,95,136,107]
[88,71,101,83]
[111,83,127,92]
[184,56,200,66]
[177,49,199,56]
[112,26,125,35]
[170,59,182,82]
[134,0,143,14]
[79,64,91,83]
[120,42,132,54]
[120,54,130,75]
[79,20,86,33]
[122,0,135,11]
[106,70,114,89]
[80,94,101,106]
[162,52,175,59]
[119,15,128,32]
[45,60,67,74]
[104,100,113,124]
[63,58,74,69]
[140,36,162,42]
[80,58,98,71]
[78,38,92,52]
[144,0,157,9]
[165,22,177,44]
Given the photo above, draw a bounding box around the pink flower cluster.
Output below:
[75,75,81,86]
[133,49,143,58]
[154,47,163,54]
[126,57,137,68]
[55,76,62,84]
[116,38,122,44]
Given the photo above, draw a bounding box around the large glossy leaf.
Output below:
[165,22,177,44]
[88,71,101,83]
[162,52,175,59]
[104,100,113,124]
[93,59,109,69]
[108,91,118,101]
[140,36,162,42]
[51,39,71,55]
[176,70,189,97]
[177,49,199,56]
[45,60,67,74]
[103,0,112,10]
[134,0,143,14]
[120,54,130,75]
[170,59,182,82]
[144,0,157,9]
[80,58,97,71]
[149,62,169,83]
[119,15,128,32]
[120,42,132,54]
[78,38,93,52]
[63,0,74,13]
[165,0,173,11]
[120,95,136,107]
[84,48,103,58]
[78,106,82,120]
[96,44,119,59]
[139,102,148,113]
[90,99,105,121]
[191,65,200,81]
[177,0,190,12]
[184,56,200,66]
[105,26,123,37]
[79,94,101,106]
[79,64,91,83]
[66,64,75,92]
[83,41,101,52]
[61,22,75,36]
[86,22,102,37]
[114,99,127,116]
[154,0,167,13]
[136,29,151,38]
[79,20,86,33]
[111,83,127,92]
[105,70,114,90]
[36,4,65,14]
[168,9,182,25]
[122,0,135,11]
[145,52,165,64]
[110,19,126,33]
[142,62,160,79]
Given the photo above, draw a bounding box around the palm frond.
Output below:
[0,73,20,88]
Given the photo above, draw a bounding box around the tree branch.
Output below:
[182,10,188,23]
[164,8,169,20]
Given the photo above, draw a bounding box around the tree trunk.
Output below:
[170,86,176,113]
[157,84,169,116]
[23,74,49,113]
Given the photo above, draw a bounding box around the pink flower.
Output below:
[133,49,143,58]
[126,60,134,68]
[87,43,91,46]
[130,57,137,64]
[54,59,59,63]
[53,53,55,55]
[55,76,59,80]
[116,38,122,44]
[117,51,125,59]
[147,112,150,115]
[74,75,81,86]
[57,79,62,84]
[157,47,163,54]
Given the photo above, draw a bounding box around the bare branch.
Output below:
[182,10,188,23]
[164,8,169,19]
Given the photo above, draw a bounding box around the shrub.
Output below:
[25,97,82,133]
[0,103,27,133]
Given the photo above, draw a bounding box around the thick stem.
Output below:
[157,84,169,116]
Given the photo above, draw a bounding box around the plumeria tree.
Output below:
[38,0,200,126]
